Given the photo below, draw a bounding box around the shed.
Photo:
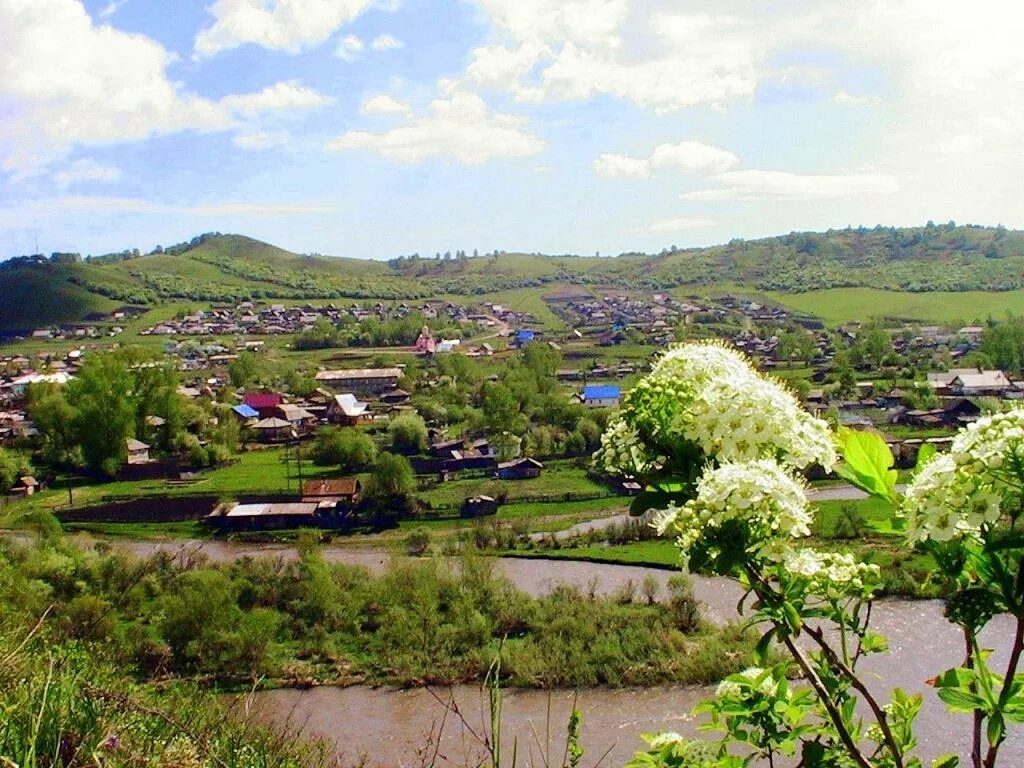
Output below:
[252,417,294,443]
[125,438,151,465]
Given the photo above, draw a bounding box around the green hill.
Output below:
[5,224,1024,331]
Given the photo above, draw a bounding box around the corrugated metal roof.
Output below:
[583,384,621,400]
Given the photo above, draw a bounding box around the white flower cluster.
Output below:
[594,412,662,476]
[716,666,779,699]
[902,453,1001,542]
[655,459,813,563]
[782,548,880,597]
[614,341,836,475]
[950,410,1024,475]
[900,409,1024,542]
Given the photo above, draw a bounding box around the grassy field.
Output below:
[763,287,1024,325]
[417,464,611,507]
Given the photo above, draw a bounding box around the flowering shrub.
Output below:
[606,342,1024,768]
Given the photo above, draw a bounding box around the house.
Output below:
[582,384,621,408]
[9,476,39,497]
[125,438,151,465]
[252,417,294,443]
[461,495,499,518]
[231,404,259,423]
[275,404,318,435]
[380,388,411,406]
[497,457,543,480]
[435,339,461,353]
[431,437,465,459]
[7,372,73,398]
[301,478,361,507]
[901,397,981,428]
[514,330,536,347]
[927,368,1006,395]
[326,393,370,425]
[244,392,284,418]
[949,371,1013,397]
[206,502,322,531]
[315,368,402,396]
[413,327,436,354]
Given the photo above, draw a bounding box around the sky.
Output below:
[1,0,1023,261]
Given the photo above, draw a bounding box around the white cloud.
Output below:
[593,153,650,178]
[639,216,716,233]
[360,94,411,115]
[99,0,128,18]
[335,33,364,61]
[465,5,762,110]
[0,0,331,174]
[370,33,403,51]
[194,0,376,58]
[221,80,333,116]
[472,0,629,48]
[52,159,122,189]
[595,141,740,178]
[683,170,900,202]
[326,92,545,165]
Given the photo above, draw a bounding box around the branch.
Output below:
[803,624,904,768]
[777,632,873,768]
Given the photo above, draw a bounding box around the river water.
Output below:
[74,535,1024,766]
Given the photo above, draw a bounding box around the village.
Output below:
[0,289,1016,538]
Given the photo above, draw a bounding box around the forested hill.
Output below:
[2,223,1024,330]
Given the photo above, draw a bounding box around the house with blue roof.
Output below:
[232,403,259,422]
[514,329,536,347]
[582,384,621,407]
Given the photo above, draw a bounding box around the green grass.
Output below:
[509,540,682,568]
[417,465,612,507]
[763,287,1024,325]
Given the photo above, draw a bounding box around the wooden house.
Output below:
[326,393,370,425]
[496,457,543,480]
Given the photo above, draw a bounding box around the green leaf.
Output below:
[916,442,937,473]
[835,427,899,502]
[930,755,959,768]
[754,628,776,665]
[987,711,1005,746]
[936,688,986,713]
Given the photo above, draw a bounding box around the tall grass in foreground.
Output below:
[0,622,337,767]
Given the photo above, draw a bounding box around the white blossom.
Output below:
[660,459,813,564]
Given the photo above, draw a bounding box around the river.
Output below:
[70,535,1024,765]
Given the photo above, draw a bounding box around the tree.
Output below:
[363,452,416,515]
[388,414,429,455]
[0,448,21,494]
[228,353,260,389]
[311,427,377,472]
[27,385,79,466]
[67,354,137,476]
[777,331,818,367]
[481,382,525,436]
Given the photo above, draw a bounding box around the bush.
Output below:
[310,427,377,471]
[388,414,429,455]
[405,529,431,557]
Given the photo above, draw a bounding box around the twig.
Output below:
[1,604,53,667]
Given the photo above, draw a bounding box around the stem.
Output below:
[982,610,1024,768]
[741,564,872,768]
[964,627,983,768]
[778,632,873,768]
[803,624,904,768]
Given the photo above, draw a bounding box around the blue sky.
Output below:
[1,0,1022,261]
